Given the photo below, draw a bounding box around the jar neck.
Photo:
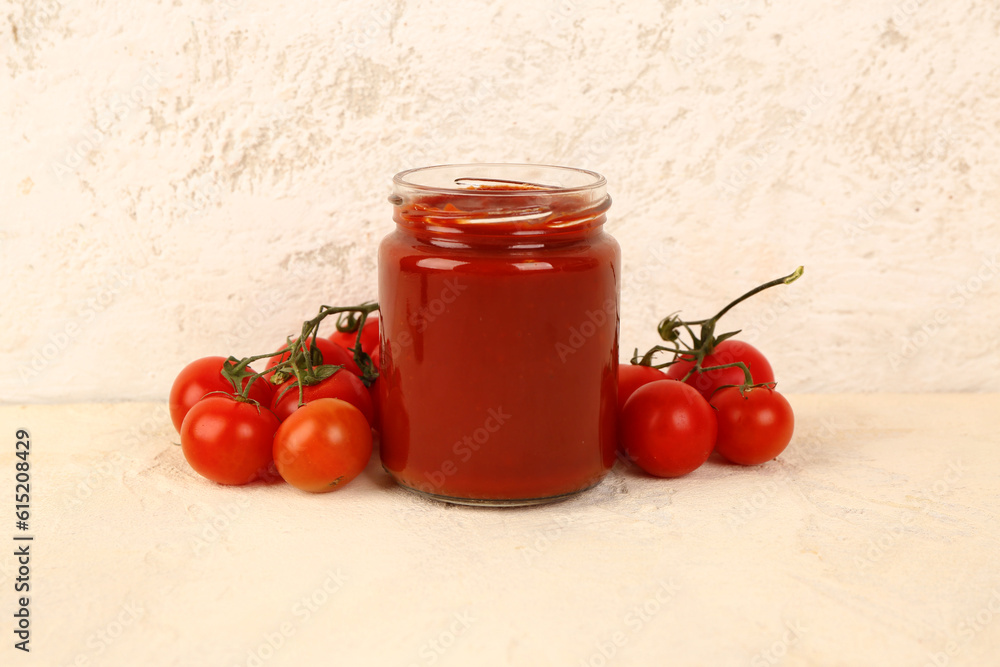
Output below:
[390,189,611,247]
[389,164,611,247]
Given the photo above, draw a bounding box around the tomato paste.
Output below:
[378,164,619,505]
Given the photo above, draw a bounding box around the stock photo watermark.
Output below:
[563,114,630,169]
[12,428,32,652]
[715,83,834,198]
[415,407,513,493]
[673,0,760,69]
[50,65,166,181]
[578,579,681,667]
[177,104,294,221]
[521,513,578,565]
[235,569,349,667]
[65,600,145,664]
[556,298,617,363]
[408,611,476,667]
[544,0,596,30]
[750,618,806,667]
[188,496,253,558]
[724,417,839,530]
[60,404,170,513]
[394,80,498,171]
[887,251,998,372]
[923,588,1000,667]
[741,290,795,345]
[394,278,469,350]
[844,126,955,242]
[854,459,965,572]
[218,292,284,352]
[337,3,396,59]
[17,265,139,384]
[622,243,671,297]
[211,0,246,21]
[11,0,62,41]
[875,0,931,33]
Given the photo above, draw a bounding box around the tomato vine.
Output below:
[220,302,380,408]
[631,267,804,390]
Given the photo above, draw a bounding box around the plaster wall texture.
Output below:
[1,0,998,402]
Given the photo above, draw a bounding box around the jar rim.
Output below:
[393,163,607,196]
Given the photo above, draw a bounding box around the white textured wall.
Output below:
[1,0,998,402]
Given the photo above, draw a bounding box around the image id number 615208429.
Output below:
[13,428,32,653]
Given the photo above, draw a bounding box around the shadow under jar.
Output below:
[378,164,620,506]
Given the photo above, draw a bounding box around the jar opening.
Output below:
[394,163,606,195]
[390,164,610,236]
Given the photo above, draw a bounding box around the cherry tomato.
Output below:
[328,315,379,355]
[619,380,717,478]
[266,336,360,377]
[180,395,280,485]
[273,398,373,493]
[271,370,374,425]
[711,386,794,465]
[169,356,274,433]
[664,340,774,401]
[617,363,667,414]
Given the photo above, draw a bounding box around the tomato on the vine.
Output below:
[266,336,360,377]
[664,339,774,401]
[180,395,279,485]
[711,386,794,465]
[169,356,274,433]
[617,363,667,414]
[329,315,379,355]
[619,380,717,477]
[271,369,374,425]
[273,398,373,493]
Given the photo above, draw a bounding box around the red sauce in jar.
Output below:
[378,165,620,505]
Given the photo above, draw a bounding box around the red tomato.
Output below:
[664,340,774,401]
[617,363,667,414]
[169,356,274,433]
[328,315,379,355]
[180,395,280,485]
[273,398,373,493]
[619,380,717,478]
[711,386,794,465]
[265,336,360,377]
[271,370,374,425]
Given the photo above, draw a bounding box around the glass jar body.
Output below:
[378,165,620,506]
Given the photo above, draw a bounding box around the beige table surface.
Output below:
[0,395,998,667]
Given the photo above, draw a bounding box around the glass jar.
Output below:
[378,164,619,506]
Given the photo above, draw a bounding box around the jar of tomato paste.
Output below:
[378,164,619,506]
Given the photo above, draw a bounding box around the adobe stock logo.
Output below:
[924,589,1000,667]
[394,278,468,349]
[556,298,617,363]
[51,65,166,180]
[18,267,137,384]
[421,407,512,490]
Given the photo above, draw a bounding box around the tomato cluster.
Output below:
[169,313,380,493]
[618,340,794,477]
[617,268,802,478]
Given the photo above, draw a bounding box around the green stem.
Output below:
[222,302,380,400]
[636,266,804,370]
[696,266,803,326]
[633,345,689,367]
[686,361,753,386]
